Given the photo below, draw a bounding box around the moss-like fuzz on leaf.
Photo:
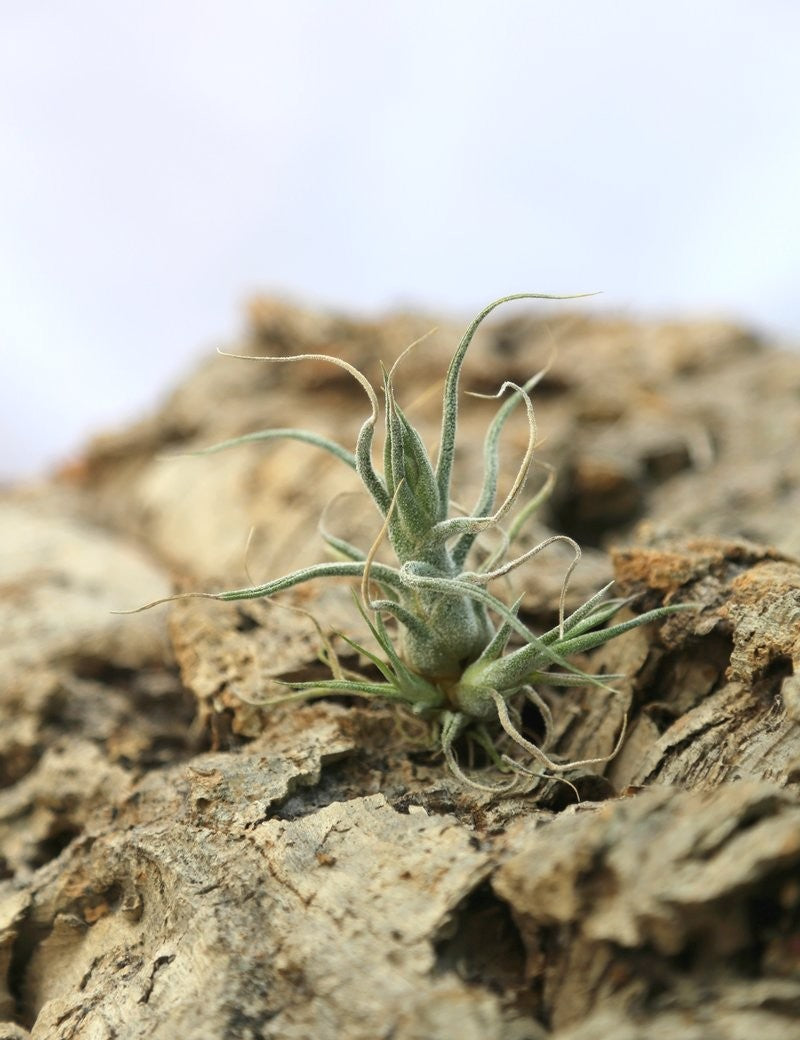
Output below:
[127,293,693,794]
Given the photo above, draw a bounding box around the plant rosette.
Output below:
[123,293,693,794]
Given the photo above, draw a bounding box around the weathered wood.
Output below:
[2,302,800,1038]
[494,783,800,1036]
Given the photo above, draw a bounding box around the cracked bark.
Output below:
[2,302,800,1038]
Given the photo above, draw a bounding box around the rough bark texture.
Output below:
[2,299,799,1038]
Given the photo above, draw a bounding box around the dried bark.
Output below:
[2,301,800,1038]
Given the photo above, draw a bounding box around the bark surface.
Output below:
[2,300,799,1039]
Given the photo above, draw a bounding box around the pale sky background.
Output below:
[2,1,799,479]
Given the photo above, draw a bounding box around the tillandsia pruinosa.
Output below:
[125,293,692,793]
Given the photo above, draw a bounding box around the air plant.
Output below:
[127,293,691,792]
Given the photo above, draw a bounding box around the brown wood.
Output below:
[2,301,799,1038]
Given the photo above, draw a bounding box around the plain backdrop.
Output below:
[2,1,800,479]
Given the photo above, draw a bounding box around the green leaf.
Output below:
[164,428,357,469]
[435,292,595,516]
[214,560,403,602]
[552,603,697,657]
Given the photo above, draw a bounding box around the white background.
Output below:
[2,1,799,479]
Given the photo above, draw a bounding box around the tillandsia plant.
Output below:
[127,293,691,793]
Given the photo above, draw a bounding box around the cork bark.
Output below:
[2,301,799,1039]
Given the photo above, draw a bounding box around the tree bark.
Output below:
[2,302,799,1038]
